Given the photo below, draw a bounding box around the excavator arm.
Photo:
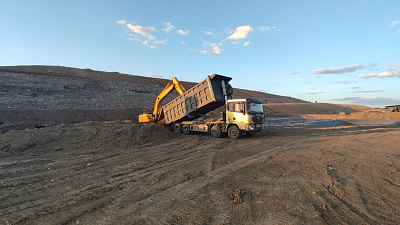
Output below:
[139,77,186,123]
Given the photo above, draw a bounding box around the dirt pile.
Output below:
[0,121,178,157]
[0,65,306,111]
[1,124,400,224]
[304,111,400,120]
[263,103,374,117]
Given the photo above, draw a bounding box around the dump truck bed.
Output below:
[162,74,232,125]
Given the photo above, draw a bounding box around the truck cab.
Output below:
[224,98,264,137]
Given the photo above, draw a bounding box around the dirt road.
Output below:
[1,122,400,224]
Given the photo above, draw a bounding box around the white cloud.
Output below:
[243,41,250,47]
[205,31,213,35]
[126,23,156,40]
[124,23,168,49]
[177,29,190,35]
[352,90,384,93]
[259,26,281,31]
[153,39,168,45]
[303,81,312,84]
[313,64,364,75]
[390,21,400,26]
[333,96,400,107]
[116,20,127,25]
[307,91,324,95]
[201,42,224,55]
[316,75,322,78]
[162,22,175,32]
[226,25,253,40]
[358,70,400,78]
[259,26,270,31]
[286,71,298,75]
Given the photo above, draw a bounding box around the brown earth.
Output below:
[1,122,400,224]
[1,65,400,224]
[263,103,374,118]
[0,65,306,132]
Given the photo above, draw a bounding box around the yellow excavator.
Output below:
[138,77,186,124]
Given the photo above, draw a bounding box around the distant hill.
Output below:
[0,65,306,110]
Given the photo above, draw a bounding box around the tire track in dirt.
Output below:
[72,133,333,224]
[2,126,399,224]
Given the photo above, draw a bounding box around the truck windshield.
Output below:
[247,101,263,113]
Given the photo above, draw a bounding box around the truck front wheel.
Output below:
[210,125,222,138]
[228,125,241,139]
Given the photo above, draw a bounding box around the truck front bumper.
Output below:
[246,124,263,131]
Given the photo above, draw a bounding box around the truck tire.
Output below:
[174,123,182,133]
[228,125,241,139]
[182,124,191,135]
[210,125,222,138]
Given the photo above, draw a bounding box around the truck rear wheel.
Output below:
[228,125,241,139]
[182,124,191,135]
[210,125,222,138]
[174,123,182,133]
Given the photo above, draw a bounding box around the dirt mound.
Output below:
[263,103,373,117]
[0,65,306,110]
[0,121,178,157]
[304,111,400,120]
[0,108,144,133]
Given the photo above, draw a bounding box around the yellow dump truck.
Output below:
[139,74,263,139]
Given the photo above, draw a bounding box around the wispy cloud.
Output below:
[313,64,364,75]
[333,96,400,107]
[333,81,351,84]
[352,90,384,93]
[303,81,312,84]
[243,41,250,47]
[162,22,175,32]
[126,23,156,40]
[286,71,298,75]
[358,70,400,78]
[200,42,224,55]
[226,25,253,40]
[116,20,127,25]
[177,29,190,35]
[390,21,400,26]
[205,31,213,35]
[258,26,281,31]
[307,91,324,95]
[124,22,167,49]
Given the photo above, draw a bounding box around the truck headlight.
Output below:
[248,125,254,130]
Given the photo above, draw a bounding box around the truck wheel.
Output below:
[210,125,222,138]
[182,124,191,135]
[228,125,241,139]
[174,123,182,133]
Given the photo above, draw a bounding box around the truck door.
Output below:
[226,102,248,129]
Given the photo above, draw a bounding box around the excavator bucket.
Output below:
[139,113,154,123]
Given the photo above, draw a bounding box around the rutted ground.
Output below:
[1,122,400,224]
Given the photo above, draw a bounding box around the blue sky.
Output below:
[1,0,400,107]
